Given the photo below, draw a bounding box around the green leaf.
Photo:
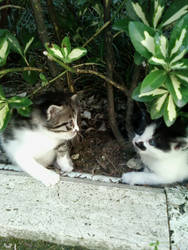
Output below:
[129,21,155,59]
[169,14,188,63]
[0,36,9,66]
[0,85,5,98]
[163,94,177,127]
[152,0,165,29]
[160,0,188,28]
[24,37,34,55]
[170,59,188,70]
[22,71,39,85]
[125,0,140,21]
[134,51,145,65]
[154,33,168,59]
[132,83,152,102]
[8,96,32,109]
[148,34,169,69]
[39,73,48,87]
[150,93,167,119]
[131,1,149,26]
[66,47,87,63]
[39,73,47,82]
[174,70,188,85]
[181,85,188,105]
[45,43,64,61]
[0,101,11,131]
[112,18,129,35]
[166,74,186,107]
[17,106,32,117]
[6,33,23,57]
[140,69,167,93]
[61,37,71,57]
[132,82,168,102]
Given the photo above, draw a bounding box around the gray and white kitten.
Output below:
[0,92,79,186]
[122,118,188,186]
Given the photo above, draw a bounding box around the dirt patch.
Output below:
[71,130,132,178]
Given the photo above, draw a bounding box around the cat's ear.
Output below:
[47,105,62,120]
[71,94,79,107]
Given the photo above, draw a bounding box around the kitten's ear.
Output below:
[71,94,79,106]
[47,105,62,120]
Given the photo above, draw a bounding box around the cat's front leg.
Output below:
[56,144,73,172]
[122,171,167,185]
[14,152,60,186]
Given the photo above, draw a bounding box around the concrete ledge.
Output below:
[165,186,188,250]
[0,170,170,249]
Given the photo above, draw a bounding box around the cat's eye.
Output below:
[149,138,155,146]
[61,122,69,126]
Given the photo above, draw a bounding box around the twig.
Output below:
[82,21,111,48]
[126,65,141,140]
[76,68,128,93]
[30,70,67,97]
[0,5,24,10]
[0,67,42,76]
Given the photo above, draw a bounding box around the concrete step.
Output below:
[0,171,170,249]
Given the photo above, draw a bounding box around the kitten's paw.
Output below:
[121,172,140,185]
[56,157,74,172]
[60,163,73,172]
[41,171,60,186]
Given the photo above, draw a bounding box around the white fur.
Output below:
[56,152,74,172]
[1,125,76,186]
[122,124,188,185]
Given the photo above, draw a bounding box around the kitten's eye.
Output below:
[149,138,155,146]
[61,122,68,126]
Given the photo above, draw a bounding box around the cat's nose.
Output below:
[135,141,146,151]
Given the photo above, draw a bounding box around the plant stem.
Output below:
[0,67,42,77]
[82,21,111,48]
[82,0,127,48]
[47,0,61,43]
[48,56,75,73]
[125,65,141,140]
[30,0,63,89]
[76,69,127,93]
[103,0,128,150]
[0,5,24,10]
[30,70,68,97]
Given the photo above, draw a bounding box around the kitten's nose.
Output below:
[135,141,146,151]
[74,123,79,132]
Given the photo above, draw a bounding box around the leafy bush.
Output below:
[0,32,87,131]
[0,29,35,130]
[0,0,187,134]
[116,0,188,126]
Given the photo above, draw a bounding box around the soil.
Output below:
[69,92,134,178]
[71,131,131,178]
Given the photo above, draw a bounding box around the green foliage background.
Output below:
[0,0,187,132]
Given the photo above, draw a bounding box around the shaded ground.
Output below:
[68,92,134,178]
[71,130,131,177]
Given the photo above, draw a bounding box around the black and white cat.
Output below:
[122,115,188,186]
[0,92,79,186]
